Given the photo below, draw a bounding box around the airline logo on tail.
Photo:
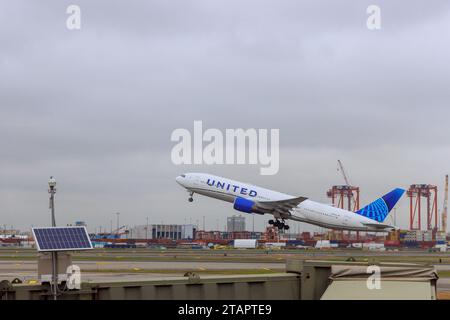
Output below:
[356,188,405,222]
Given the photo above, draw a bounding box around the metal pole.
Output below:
[410,190,413,230]
[116,212,120,235]
[51,251,58,300]
[48,179,58,301]
[434,187,438,231]
[146,217,149,241]
[418,190,422,230]
[50,191,56,227]
[394,207,397,226]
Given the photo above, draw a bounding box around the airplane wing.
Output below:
[255,196,308,216]
[361,222,396,230]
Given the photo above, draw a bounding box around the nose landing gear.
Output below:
[188,191,194,202]
[268,219,290,230]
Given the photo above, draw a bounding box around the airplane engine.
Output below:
[233,197,255,213]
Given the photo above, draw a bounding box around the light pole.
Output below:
[49,177,57,227]
[115,212,120,235]
[394,207,397,226]
[146,217,149,241]
[48,176,58,300]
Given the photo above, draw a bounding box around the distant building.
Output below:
[0,228,20,237]
[227,215,246,232]
[75,221,87,227]
[130,224,195,240]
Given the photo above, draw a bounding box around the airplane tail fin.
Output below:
[356,188,405,223]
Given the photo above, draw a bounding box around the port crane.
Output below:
[337,159,357,209]
[442,175,448,233]
[337,159,351,186]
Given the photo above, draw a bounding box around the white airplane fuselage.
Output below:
[176,173,396,232]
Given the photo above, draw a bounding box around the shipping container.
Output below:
[384,240,401,247]
[315,240,331,249]
[233,239,257,249]
[403,241,419,247]
[286,240,304,246]
[265,242,286,248]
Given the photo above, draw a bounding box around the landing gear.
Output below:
[269,219,289,230]
[188,191,194,202]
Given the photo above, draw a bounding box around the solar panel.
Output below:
[32,226,93,252]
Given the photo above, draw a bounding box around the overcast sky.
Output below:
[1,1,450,233]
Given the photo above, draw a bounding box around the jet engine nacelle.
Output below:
[233,197,255,213]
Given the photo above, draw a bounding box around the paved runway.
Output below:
[0,260,284,273]
[0,259,285,283]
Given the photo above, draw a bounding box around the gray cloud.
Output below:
[1,1,449,232]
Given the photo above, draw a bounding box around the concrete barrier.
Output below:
[2,273,300,300]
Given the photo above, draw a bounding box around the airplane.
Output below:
[175,173,405,232]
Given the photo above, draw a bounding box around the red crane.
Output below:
[407,184,438,231]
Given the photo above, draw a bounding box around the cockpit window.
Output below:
[181,174,186,178]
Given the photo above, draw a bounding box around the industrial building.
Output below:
[0,227,20,237]
[129,224,195,240]
[195,230,263,241]
[227,215,245,232]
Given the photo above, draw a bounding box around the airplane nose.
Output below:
[175,175,184,186]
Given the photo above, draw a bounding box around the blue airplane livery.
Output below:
[206,178,258,197]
